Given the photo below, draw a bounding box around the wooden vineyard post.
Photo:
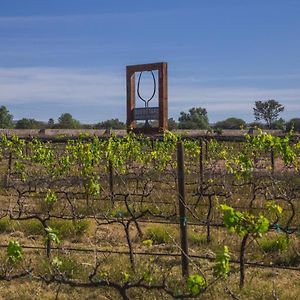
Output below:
[108,160,114,202]
[199,139,204,194]
[46,237,51,258]
[205,139,209,160]
[177,141,189,278]
[25,141,30,156]
[5,152,12,188]
[270,148,275,174]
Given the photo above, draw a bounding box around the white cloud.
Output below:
[0,67,124,105]
[0,67,299,122]
[170,86,300,103]
[171,74,300,83]
[0,10,175,25]
[169,85,300,121]
[0,14,126,24]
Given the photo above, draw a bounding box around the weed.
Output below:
[17,219,44,235]
[42,255,83,279]
[110,207,130,218]
[188,231,207,246]
[274,252,300,267]
[8,219,90,239]
[0,217,13,233]
[144,225,172,244]
[49,219,90,239]
[260,236,289,253]
[142,239,153,246]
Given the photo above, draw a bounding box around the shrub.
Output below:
[19,219,44,235]
[274,252,300,267]
[260,236,289,253]
[0,217,13,233]
[49,219,90,239]
[188,231,207,246]
[144,225,172,244]
[286,118,300,132]
[42,255,83,279]
[12,219,90,239]
[215,117,246,130]
[110,207,130,218]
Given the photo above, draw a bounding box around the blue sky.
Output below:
[0,0,299,123]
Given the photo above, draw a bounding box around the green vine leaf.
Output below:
[186,274,206,295]
[7,240,24,263]
[45,227,61,245]
[213,246,230,278]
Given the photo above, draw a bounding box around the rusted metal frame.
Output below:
[126,62,168,133]
[126,69,136,130]
[158,62,168,131]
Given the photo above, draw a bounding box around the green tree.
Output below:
[168,118,178,130]
[15,118,45,129]
[57,113,81,129]
[248,121,266,129]
[95,118,126,129]
[133,118,177,130]
[214,117,246,130]
[270,118,286,130]
[178,107,209,129]
[253,100,284,128]
[286,118,300,132]
[47,118,55,128]
[0,106,13,128]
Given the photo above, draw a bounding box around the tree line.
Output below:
[0,99,299,131]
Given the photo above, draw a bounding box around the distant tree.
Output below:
[15,118,45,129]
[286,118,300,132]
[95,118,126,129]
[248,122,266,129]
[214,117,246,130]
[0,106,13,128]
[81,124,93,129]
[253,100,284,128]
[47,118,55,127]
[147,121,158,128]
[57,113,81,129]
[178,107,209,129]
[168,118,178,130]
[270,118,286,130]
[134,118,178,130]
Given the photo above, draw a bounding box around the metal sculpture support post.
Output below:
[126,62,168,134]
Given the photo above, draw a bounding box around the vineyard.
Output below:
[0,130,299,299]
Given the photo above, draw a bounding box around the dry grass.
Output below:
[0,144,299,299]
[0,218,298,299]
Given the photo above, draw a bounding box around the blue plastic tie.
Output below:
[180,217,187,227]
[274,223,281,233]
